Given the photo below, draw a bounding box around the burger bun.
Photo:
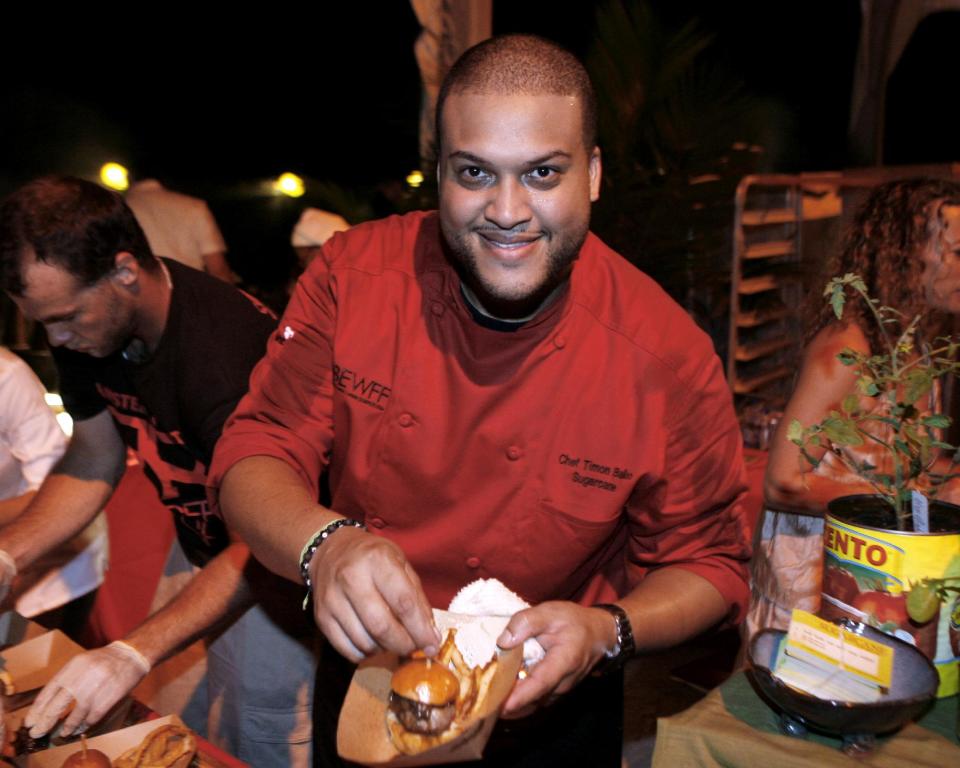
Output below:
[59,748,111,768]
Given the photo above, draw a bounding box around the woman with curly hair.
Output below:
[745,178,960,638]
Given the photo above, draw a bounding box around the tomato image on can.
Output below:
[823,497,960,697]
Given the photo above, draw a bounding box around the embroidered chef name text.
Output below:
[558,453,632,493]
[333,364,392,411]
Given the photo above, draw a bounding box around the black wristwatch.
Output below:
[593,603,636,675]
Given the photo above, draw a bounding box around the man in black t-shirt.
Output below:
[48,256,270,567]
[0,176,313,767]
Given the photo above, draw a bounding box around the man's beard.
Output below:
[442,223,588,320]
[95,289,139,358]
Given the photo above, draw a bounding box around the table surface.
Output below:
[653,671,960,767]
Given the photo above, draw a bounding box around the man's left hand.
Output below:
[496,601,616,717]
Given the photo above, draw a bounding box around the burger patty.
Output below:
[389,693,456,734]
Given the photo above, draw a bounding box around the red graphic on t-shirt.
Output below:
[100,385,222,550]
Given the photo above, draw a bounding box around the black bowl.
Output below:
[748,620,938,738]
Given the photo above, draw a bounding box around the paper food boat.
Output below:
[3,697,134,762]
[0,630,83,697]
[17,715,189,767]
[337,645,522,766]
[0,612,47,649]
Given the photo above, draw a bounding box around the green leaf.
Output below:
[823,417,863,446]
[904,369,933,405]
[923,414,951,428]
[857,376,879,396]
[837,351,857,366]
[786,419,804,444]
[799,447,821,469]
[903,424,922,444]
[830,286,846,319]
[841,393,859,415]
[864,415,901,428]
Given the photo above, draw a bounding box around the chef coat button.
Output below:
[398,413,414,427]
[506,445,522,461]
[554,335,566,349]
[466,556,481,569]
[369,517,386,529]
[431,302,445,317]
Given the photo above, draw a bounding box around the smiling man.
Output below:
[212,35,751,766]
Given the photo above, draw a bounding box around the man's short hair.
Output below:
[0,175,156,296]
[435,34,598,152]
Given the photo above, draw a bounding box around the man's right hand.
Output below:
[24,641,150,737]
[309,525,440,662]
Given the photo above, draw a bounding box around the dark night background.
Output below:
[1,2,956,289]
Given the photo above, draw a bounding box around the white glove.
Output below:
[0,548,16,604]
[25,640,151,737]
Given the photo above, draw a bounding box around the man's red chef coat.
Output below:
[210,211,751,618]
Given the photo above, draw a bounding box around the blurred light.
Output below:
[100,162,129,191]
[44,392,72,436]
[406,170,424,189]
[56,411,74,437]
[44,393,63,408]
[274,172,305,198]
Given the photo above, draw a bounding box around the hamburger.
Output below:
[389,658,459,736]
[60,752,110,768]
[385,631,497,755]
[59,736,110,768]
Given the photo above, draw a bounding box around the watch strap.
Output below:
[593,603,635,674]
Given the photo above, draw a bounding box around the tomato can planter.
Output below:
[820,494,960,698]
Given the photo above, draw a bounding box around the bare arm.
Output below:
[0,410,125,571]
[219,455,440,659]
[219,456,328,581]
[24,539,257,736]
[764,323,880,514]
[124,541,254,665]
[0,490,36,527]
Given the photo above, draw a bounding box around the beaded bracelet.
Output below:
[298,518,366,607]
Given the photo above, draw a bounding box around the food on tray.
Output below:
[389,658,459,735]
[0,668,14,695]
[59,735,110,767]
[12,724,50,755]
[112,724,196,768]
[386,630,497,755]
